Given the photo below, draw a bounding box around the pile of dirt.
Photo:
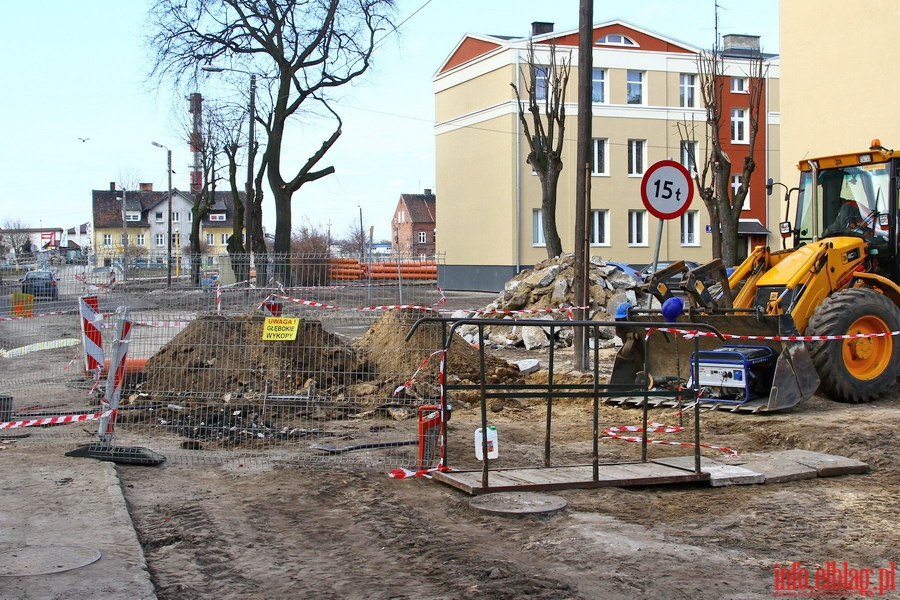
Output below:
[137,309,521,407]
[353,308,522,400]
[138,314,372,401]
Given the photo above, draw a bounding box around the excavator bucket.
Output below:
[610,310,820,412]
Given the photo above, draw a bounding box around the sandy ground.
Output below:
[4,290,898,599]
[115,364,900,600]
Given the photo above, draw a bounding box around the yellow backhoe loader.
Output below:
[611,141,900,412]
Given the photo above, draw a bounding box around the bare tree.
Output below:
[342,219,370,258]
[511,41,571,259]
[148,0,395,284]
[678,50,766,267]
[0,219,31,262]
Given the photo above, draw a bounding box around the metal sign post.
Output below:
[640,160,695,272]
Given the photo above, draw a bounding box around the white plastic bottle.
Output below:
[474,426,499,460]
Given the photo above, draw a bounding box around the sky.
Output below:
[0,0,778,242]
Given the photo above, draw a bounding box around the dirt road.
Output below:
[119,390,899,599]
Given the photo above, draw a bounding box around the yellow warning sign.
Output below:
[262,317,299,341]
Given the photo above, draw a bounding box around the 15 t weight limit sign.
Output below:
[640,160,694,220]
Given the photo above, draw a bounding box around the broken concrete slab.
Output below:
[774,449,870,477]
[514,358,541,374]
[728,454,818,484]
[653,456,765,487]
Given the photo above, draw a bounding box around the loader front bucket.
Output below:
[610,310,820,412]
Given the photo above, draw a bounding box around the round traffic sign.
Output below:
[640,160,694,220]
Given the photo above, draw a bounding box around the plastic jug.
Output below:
[474,426,499,460]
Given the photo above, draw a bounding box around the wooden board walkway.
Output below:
[432,461,710,495]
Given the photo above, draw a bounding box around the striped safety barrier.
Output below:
[79,295,105,376]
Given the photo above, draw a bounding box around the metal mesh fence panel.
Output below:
[1,252,459,472]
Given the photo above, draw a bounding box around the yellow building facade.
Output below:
[435,20,781,291]
[779,0,900,189]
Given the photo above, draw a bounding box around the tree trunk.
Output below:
[272,184,293,286]
[541,169,564,258]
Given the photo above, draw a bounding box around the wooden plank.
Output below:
[433,462,710,495]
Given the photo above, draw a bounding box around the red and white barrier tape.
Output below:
[0,409,113,430]
[647,326,900,342]
[393,350,444,396]
[604,422,738,456]
[260,293,441,314]
[389,464,454,479]
[0,309,70,322]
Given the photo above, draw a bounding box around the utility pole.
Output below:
[120,186,129,283]
[573,0,593,370]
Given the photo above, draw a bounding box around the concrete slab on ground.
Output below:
[771,449,870,477]
[727,454,818,484]
[653,456,765,487]
[659,450,870,486]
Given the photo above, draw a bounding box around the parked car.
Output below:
[605,261,643,284]
[639,260,703,286]
[20,270,59,299]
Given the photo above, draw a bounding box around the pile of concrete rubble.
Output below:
[452,253,649,350]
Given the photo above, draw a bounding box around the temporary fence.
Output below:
[6,250,738,481]
[0,251,457,471]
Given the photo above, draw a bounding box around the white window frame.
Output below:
[136,234,145,247]
[187,211,193,222]
[206,233,214,245]
[590,138,608,175]
[103,234,112,248]
[732,174,751,210]
[532,209,545,246]
[155,234,165,247]
[172,212,180,223]
[680,140,698,175]
[597,33,637,47]
[417,231,427,244]
[681,211,699,246]
[221,233,228,245]
[627,139,646,176]
[125,211,141,222]
[154,211,164,222]
[209,213,226,222]
[680,73,696,108]
[589,209,610,246]
[628,210,648,246]
[534,66,549,102]
[591,68,606,103]
[731,108,749,143]
[626,70,644,105]
[731,77,748,93]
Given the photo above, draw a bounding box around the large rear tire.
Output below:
[806,288,900,403]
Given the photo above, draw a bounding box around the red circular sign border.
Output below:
[640,159,695,220]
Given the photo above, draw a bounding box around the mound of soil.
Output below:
[139,314,372,401]
[357,309,520,379]
[137,309,521,407]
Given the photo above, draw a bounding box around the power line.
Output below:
[374,0,434,48]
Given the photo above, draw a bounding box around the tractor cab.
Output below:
[788,141,898,280]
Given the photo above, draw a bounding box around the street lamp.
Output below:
[152,141,174,286]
